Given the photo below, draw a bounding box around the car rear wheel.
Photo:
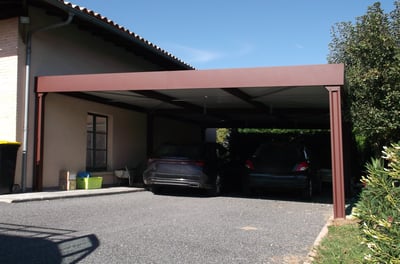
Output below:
[242,176,253,196]
[151,186,161,195]
[208,174,221,196]
[303,178,313,199]
[242,183,252,196]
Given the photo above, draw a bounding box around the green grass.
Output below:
[312,221,368,264]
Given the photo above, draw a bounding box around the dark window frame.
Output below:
[86,113,108,171]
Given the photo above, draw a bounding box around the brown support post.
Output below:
[33,92,46,191]
[327,86,345,219]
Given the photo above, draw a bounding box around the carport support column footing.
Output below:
[326,86,345,219]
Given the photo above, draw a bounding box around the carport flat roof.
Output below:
[36,64,344,128]
[37,64,343,92]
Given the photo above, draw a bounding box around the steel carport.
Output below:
[35,63,345,218]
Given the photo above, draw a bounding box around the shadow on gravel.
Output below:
[145,183,336,204]
[0,223,99,264]
[225,187,334,204]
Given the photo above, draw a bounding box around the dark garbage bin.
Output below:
[0,141,20,194]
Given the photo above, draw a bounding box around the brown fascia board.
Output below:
[37,64,345,93]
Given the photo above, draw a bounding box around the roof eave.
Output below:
[33,0,194,70]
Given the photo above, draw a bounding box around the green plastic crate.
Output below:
[76,177,103,189]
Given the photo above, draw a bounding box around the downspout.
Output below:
[21,12,74,192]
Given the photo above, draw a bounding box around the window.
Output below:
[86,113,108,171]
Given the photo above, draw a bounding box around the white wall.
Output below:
[43,93,147,187]
[0,18,19,142]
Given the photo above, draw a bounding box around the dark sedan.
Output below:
[143,143,227,196]
[243,141,317,198]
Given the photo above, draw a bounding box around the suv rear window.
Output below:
[155,145,203,159]
[254,143,306,163]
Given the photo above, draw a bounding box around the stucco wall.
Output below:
[21,7,164,189]
[44,93,147,187]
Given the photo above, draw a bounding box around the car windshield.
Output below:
[155,144,203,159]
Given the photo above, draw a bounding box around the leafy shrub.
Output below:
[354,143,400,263]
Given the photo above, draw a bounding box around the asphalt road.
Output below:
[0,190,332,264]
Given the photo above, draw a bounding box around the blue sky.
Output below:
[70,0,395,69]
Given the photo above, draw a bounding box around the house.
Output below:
[1,0,346,218]
[0,0,197,191]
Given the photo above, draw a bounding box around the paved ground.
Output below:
[0,186,143,203]
[0,189,332,263]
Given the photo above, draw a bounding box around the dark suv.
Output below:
[143,143,227,196]
[243,141,318,198]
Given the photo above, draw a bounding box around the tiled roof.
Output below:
[61,1,193,69]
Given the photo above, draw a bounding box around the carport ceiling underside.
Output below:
[72,86,329,128]
[37,64,344,129]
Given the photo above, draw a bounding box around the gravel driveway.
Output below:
[0,191,332,264]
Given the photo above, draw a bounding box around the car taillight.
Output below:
[294,161,309,172]
[147,158,155,165]
[245,160,254,170]
[194,160,205,167]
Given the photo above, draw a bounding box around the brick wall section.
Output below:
[0,18,19,141]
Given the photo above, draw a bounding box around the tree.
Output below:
[328,1,400,155]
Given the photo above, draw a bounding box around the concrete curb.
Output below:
[0,187,146,203]
[304,216,333,264]
[304,214,359,263]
